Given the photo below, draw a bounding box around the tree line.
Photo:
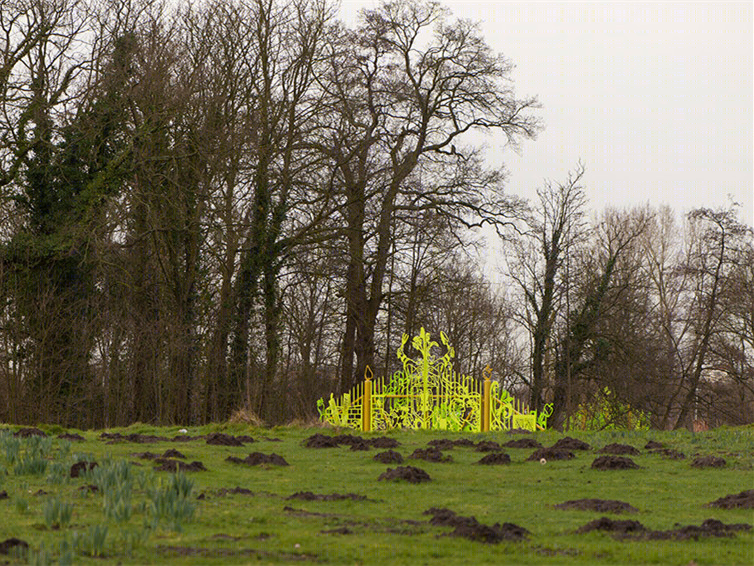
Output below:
[0,0,750,429]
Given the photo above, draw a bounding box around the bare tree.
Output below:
[505,165,587,413]
[314,0,538,392]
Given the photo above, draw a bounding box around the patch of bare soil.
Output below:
[423,508,529,543]
[706,489,754,509]
[691,455,726,468]
[226,453,289,466]
[477,453,511,465]
[576,517,647,534]
[303,434,340,448]
[552,437,591,451]
[650,448,686,459]
[57,433,85,442]
[0,490,7,500]
[287,492,368,502]
[349,441,371,451]
[409,448,452,463]
[261,436,283,442]
[70,461,98,478]
[553,499,638,513]
[153,459,207,472]
[369,436,400,449]
[644,440,665,450]
[373,450,403,464]
[157,545,315,561]
[503,438,543,449]
[527,448,575,461]
[206,432,245,446]
[598,443,640,456]
[378,466,431,483]
[474,441,503,452]
[0,538,28,555]
[591,455,640,470]
[13,428,46,438]
[321,526,353,535]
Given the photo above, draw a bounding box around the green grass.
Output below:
[0,424,752,564]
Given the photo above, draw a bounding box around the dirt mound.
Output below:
[349,441,371,451]
[13,427,46,437]
[644,440,665,450]
[162,449,186,459]
[598,443,640,456]
[591,455,640,470]
[215,487,254,497]
[171,435,204,442]
[70,461,98,478]
[303,433,340,448]
[691,455,726,468]
[553,499,638,513]
[409,448,452,463]
[206,432,245,446]
[378,466,431,483]
[423,508,529,543]
[503,438,543,449]
[527,448,575,461]
[508,428,534,435]
[642,519,752,540]
[477,453,511,465]
[706,490,754,509]
[99,432,169,443]
[133,451,159,460]
[332,434,364,446]
[287,492,367,502]
[551,437,591,451]
[237,435,256,443]
[226,453,289,466]
[427,439,457,450]
[475,441,503,452]
[0,491,7,500]
[370,436,400,449]
[576,517,647,534]
[650,448,686,459]
[0,538,28,555]
[57,433,85,442]
[154,459,207,472]
[373,450,403,464]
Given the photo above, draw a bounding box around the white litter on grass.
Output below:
[178,428,188,433]
[540,458,547,465]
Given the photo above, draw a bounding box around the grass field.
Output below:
[0,423,752,564]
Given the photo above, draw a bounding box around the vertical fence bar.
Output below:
[482,375,491,432]
[362,375,372,432]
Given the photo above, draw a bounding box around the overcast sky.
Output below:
[338,1,753,227]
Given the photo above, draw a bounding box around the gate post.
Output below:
[362,367,372,432]
[482,367,491,432]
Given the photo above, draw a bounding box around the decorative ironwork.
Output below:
[317,328,553,432]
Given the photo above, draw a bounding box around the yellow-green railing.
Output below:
[317,328,553,432]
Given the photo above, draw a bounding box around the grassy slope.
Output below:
[0,423,752,565]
